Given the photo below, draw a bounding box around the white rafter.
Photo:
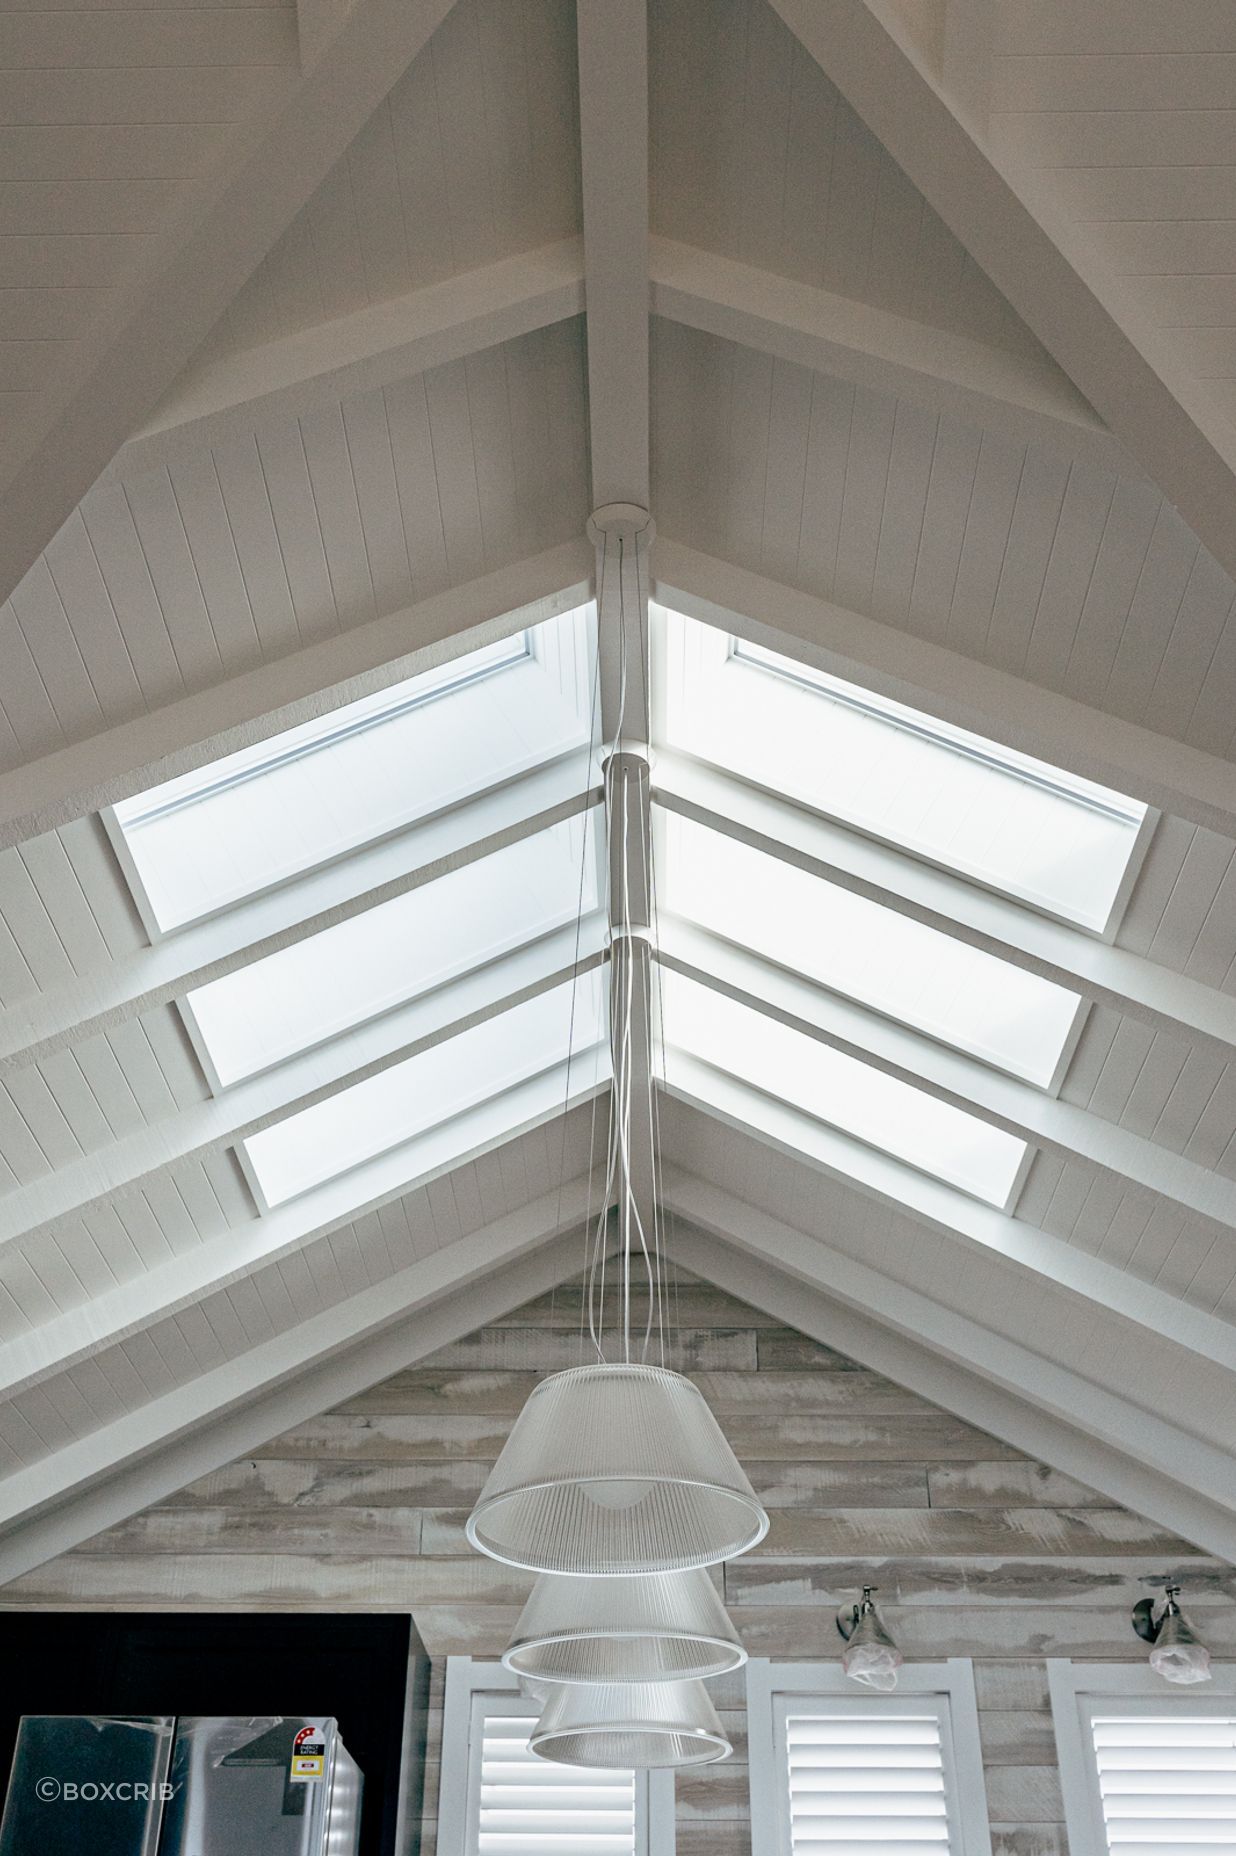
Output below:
[764,0,1236,586]
[0,0,462,611]
[0,543,591,852]
[111,240,587,488]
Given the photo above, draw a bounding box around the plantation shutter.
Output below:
[472,1709,641,1856]
[1090,1714,1236,1856]
[783,1707,954,1854]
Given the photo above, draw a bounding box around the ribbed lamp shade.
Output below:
[466,1362,769,1573]
[504,1570,747,1684]
[530,1680,732,1770]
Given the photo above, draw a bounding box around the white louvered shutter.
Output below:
[784,1708,954,1855]
[473,1710,640,1856]
[1090,1714,1236,1856]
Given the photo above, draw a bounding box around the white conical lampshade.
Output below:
[466,1363,768,1573]
[530,1680,731,1769]
[504,1570,747,1684]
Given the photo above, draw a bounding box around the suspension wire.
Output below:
[561,560,605,1367]
[639,546,682,1367]
[584,524,658,1368]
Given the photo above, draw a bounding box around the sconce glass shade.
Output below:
[530,1680,732,1769]
[842,1603,903,1692]
[1150,1609,1213,1685]
[504,1569,747,1684]
[466,1363,769,1574]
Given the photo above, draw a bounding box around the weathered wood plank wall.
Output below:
[2,1270,1230,1856]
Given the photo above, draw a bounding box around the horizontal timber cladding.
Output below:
[0,1269,1223,1856]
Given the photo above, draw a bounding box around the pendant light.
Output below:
[466,1360,767,1573]
[504,1569,747,1684]
[530,1679,732,1770]
[465,507,769,1581]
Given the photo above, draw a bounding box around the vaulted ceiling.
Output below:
[1,0,1235,1587]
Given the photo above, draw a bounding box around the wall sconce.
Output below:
[1132,1584,1213,1685]
[837,1586,903,1691]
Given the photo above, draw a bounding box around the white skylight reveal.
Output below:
[659,969,1028,1208]
[657,609,1148,935]
[244,972,607,1208]
[111,608,594,933]
[657,813,1082,1089]
[186,815,602,1088]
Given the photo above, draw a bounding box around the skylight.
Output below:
[244,973,607,1208]
[657,813,1081,1089]
[659,969,1028,1208]
[657,609,1148,934]
[186,815,602,1088]
[110,608,594,933]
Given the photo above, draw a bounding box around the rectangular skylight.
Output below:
[243,973,606,1208]
[110,607,594,933]
[658,813,1081,1089]
[186,815,602,1088]
[659,969,1028,1207]
[657,609,1148,934]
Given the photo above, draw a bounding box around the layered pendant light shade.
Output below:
[465,507,767,1765]
[504,1569,747,1685]
[529,1679,732,1770]
[466,1361,767,1574]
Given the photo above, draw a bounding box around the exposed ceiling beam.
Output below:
[576,0,650,510]
[110,240,587,489]
[0,754,599,1073]
[0,923,605,1246]
[666,1197,1236,1563]
[0,1092,603,1403]
[649,235,1123,471]
[763,0,1236,585]
[0,1184,595,1583]
[0,541,591,851]
[655,542,1236,842]
[655,751,1236,1063]
[0,0,462,611]
[663,1067,1236,1385]
[576,0,657,1240]
[659,920,1236,1232]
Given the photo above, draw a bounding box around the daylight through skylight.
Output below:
[657,608,1148,934]
[110,609,593,933]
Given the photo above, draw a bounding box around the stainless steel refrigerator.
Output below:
[0,1716,361,1856]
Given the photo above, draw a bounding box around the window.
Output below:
[437,1659,675,1856]
[648,600,1153,1220]
[241,972,608,1209]
[747,1659,992,1856]
[108,610,591,934]
[656,812,1081,1090]
[659,970,1030,1208]
[103,606,608,1223]
[658,609,1149,936]
[1049,1662,1236,1856]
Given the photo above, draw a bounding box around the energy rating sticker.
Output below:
[289,1726,326,1783]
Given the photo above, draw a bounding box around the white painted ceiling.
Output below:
[0,0,1235,1582]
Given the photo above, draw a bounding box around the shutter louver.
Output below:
[784,1711,952,1854]
[477,1712,638,1855]
[1091,1714,1236,1856]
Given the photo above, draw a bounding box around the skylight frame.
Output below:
[730,637,1144,827]
[238,969,610,1212]
[105,606,595,940]
[179,810,605,1095]
[653,808,1086,1094]
[656,968,1034,1212]
[113,633,531,833]
[654,603,1155,941]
